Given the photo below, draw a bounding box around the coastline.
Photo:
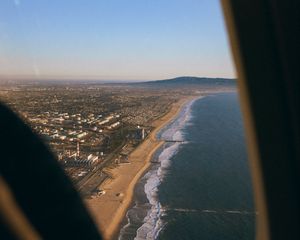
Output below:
[86,96,196,240]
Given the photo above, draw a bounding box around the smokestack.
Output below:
[77,141,80,158]
[142,128,145,140]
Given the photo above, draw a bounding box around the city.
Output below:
[0,81,194,197]
[0,77,244,239]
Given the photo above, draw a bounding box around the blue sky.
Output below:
[0,0,235,80]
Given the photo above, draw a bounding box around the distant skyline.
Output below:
[0,0,235,81]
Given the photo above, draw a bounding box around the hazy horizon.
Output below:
[0,75,236,84]
[0,0,235,81]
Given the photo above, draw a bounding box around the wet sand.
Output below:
[86,97,191,240]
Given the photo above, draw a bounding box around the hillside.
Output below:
[132,76,236,88]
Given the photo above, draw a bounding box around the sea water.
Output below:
[118,92,255,240]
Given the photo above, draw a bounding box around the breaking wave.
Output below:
[133,98,200,240]
[119,97,202,240]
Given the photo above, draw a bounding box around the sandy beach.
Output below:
[86,96,192,240]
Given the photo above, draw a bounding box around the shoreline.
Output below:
[86,96,197,240]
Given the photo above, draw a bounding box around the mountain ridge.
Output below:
[131,76,236,87]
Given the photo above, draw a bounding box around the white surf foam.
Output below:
[134,143,180,240]
[134,97,203,240]
[159,98,198,141]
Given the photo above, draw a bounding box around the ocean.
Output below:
[118,92,255,240]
